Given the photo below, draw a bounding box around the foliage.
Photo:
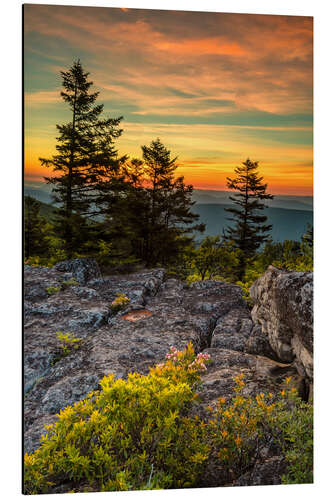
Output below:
[271,242,313,272]
[111,293,130,312]
[236,235,314,301]
[280,398,313,484]
[235,260,264,303]
[256,237,313,273]
[106,140,205,267]
[24,256,41,267]
[90,239,140,274]
[40,60,125,259]
[190,236,240,281]
[24,342,312,493]
[46,286,61,296]
[24,196,52,259]
[208,375,313,483]
[301,223,313,248]
[24,344,211,494]
[164,243,196,281]
[224,158,274,280]
[56,331,82,356]
[61,278,79,289]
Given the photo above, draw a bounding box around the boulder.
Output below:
[53,258,102,284]
[250,266,313,380]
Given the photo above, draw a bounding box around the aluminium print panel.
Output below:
[23,3,313,494]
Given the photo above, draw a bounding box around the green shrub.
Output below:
[279,397,313,484]
[61,278,79,289]
[24,344,211,494]
[186,273,204,285]
[25,256,43,267]
[24,346,312,493]
[46,286,61,296]
[208,375,313,483]
[56,331,82,356]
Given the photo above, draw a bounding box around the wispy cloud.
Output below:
[24,5,313,195]
[25,90,61,106]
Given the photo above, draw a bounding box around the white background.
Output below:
[1,1,332,498]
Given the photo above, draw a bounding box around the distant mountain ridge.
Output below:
[24,182,313,243]
[24,182,313,212]
[24,184,54,205]
[192,189,313,211]
[193,203,313,243]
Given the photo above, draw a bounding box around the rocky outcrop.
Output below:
[53,258,102,284]
[250,266,313,380]
[235,456,287,486]
[24,260,311,487]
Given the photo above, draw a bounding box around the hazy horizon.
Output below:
[24,179,313,212]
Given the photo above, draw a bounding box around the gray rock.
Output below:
[53,258,102,284]
[36,373,101,416]
[196,347,282,408]
[24,415,59,455]
[67,306,110,329]
[72,286,100,300]
[250,266,313,379]
[211,308,253,351]
[24,282,48,302]
[234,456,286,486]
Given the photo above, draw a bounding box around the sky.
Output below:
[24,4,313,196]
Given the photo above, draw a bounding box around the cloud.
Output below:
[25,90,61,106]
[24,5,312,117]
[23,5,313,195]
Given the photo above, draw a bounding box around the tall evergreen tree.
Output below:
[224,158,273,280]
[40,60,125,258]
[109,139,205,266]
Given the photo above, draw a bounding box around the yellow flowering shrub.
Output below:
[24,343,211,494]
[208,374,313,483]
[111,293,130,312]
[24,346,312,493]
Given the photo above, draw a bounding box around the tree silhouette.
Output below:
[225,158,274,280]
[107,139,205,266]
[40,60,124,258]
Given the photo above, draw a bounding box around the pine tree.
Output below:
[109,139,205,266]
[224,158,274,280]
[24,196,49,258]
[40,60,124,258]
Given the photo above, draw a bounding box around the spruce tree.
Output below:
[224,158,273,280]
[40,60,124,258]
[109,139,205,266]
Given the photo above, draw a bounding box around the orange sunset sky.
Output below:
[24,5,313,196]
